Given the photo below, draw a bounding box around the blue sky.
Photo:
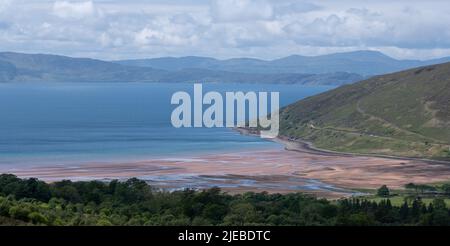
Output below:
[1,0,450,60]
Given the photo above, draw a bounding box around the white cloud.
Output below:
[135,28,188,46]
[210,0,273,22]
[134,16,201,47]
[53,1,97,19]
[284,9,392,47]
[273,1,321,16]
[0,0,450,60]
[0,0,11,13]
[283,6,450,50]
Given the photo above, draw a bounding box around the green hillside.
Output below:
[280,62,450,160]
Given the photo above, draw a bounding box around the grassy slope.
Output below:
[280,62,450,160]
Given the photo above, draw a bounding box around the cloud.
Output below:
[273,1,322,16]
[135,28,192,47]
[210,0,273,22]
[284,9,391,47]
[283,7,450,50]
[1,0,450,60]
[133,15,201,47]
[0,21,10,30]
[53,1,97,19]
[0,0,11,12]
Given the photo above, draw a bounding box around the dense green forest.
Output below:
[0,174,449,226]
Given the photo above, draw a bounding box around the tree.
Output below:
[405,183,417,193]
[346,213,375,226]
[8,205,31,221]
[28,212,48,224]
[399,201,409,220]
[432,198,447,210]
[222,203,258,226]
[431,209,450,226]
[202,203,228,223]
[377,185,390,197]
[417,184,436,194]
[441,184,450,195]
[411,198,423,220]
[0,175,449,226]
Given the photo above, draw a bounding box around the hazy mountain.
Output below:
[0,52,169,82]
[118,56,222,71]
[118,56,268,74]
[0,52,362,85]
[117,51,450,76]
[279,62,450,160]
[156,68,362,85]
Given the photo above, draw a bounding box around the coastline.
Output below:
[234,127,450,165]
[2,128,450,198]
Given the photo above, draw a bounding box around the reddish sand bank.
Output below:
[3,139,450,198]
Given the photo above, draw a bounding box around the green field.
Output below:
[367,196,450,207]
[358,182,450,206]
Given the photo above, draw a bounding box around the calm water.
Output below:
[0,83,333,167]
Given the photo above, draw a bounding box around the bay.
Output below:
[0,82,333,167]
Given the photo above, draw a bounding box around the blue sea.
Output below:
[0,83,333,168]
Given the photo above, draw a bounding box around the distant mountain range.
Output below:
[1,50,450,85]
[279,61,450,160]
[0,52,361,85]
[117,50,450,76]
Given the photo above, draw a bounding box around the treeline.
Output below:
[0,174,449,226]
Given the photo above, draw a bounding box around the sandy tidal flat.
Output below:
[4,141,450,198]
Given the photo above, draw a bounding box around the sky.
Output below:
[0,0,450,60]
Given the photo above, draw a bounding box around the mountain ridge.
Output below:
[117,50,450,76]
[2,50,450,85]
[0,51,362,85]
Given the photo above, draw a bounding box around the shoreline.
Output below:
[234,127,450,165]
[1,128,449,199]
[2,133,450,198]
